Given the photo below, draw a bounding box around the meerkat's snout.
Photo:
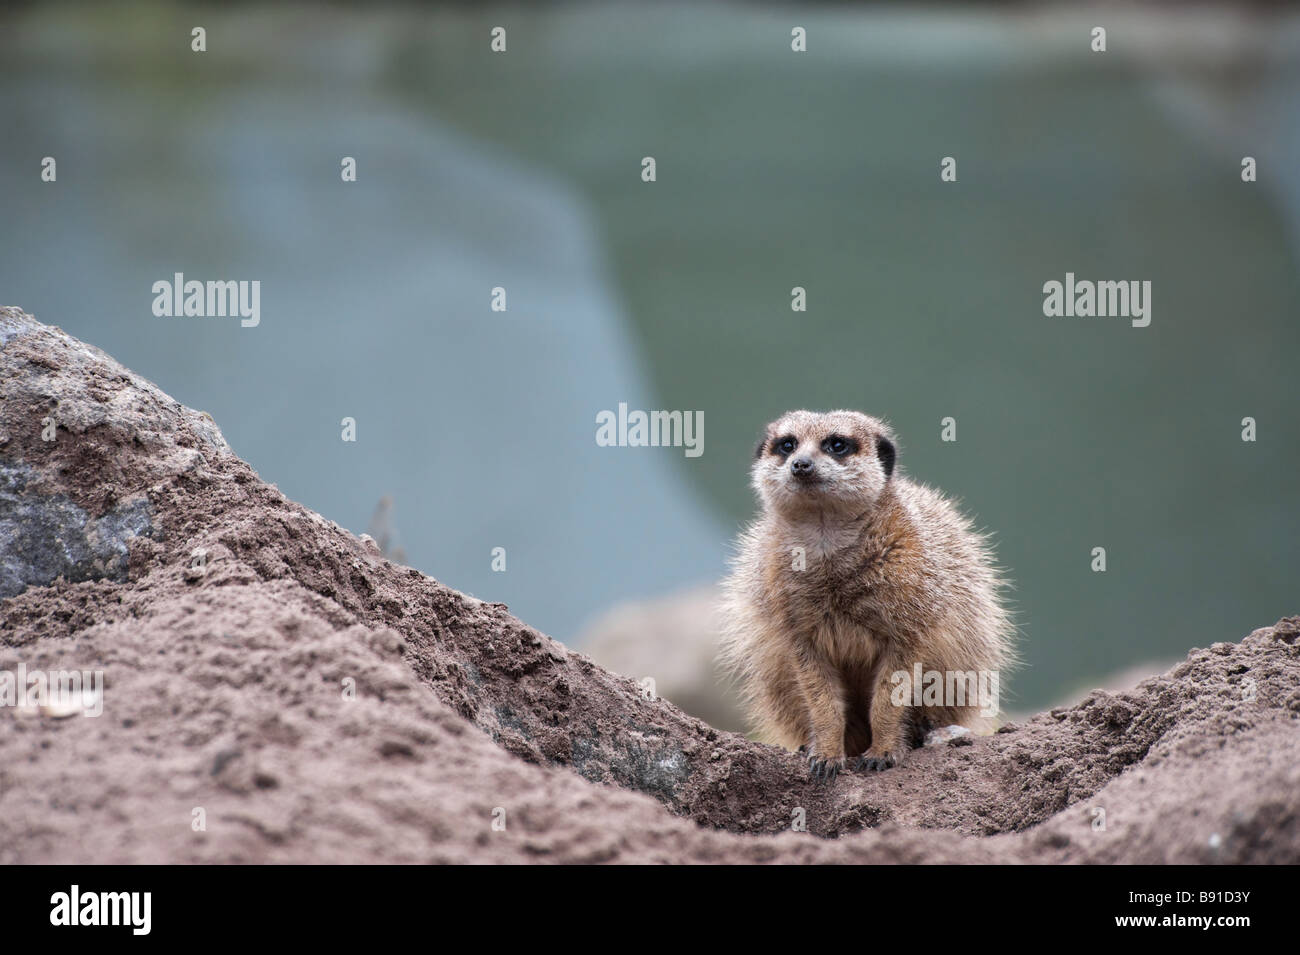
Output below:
[790,454,816,479]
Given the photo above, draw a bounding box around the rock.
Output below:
[1,305,1297,864]
[924,725,972,747]
[577,584,746,733]
[0,459,153,598]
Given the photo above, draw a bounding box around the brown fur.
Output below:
[719,410,1014,780]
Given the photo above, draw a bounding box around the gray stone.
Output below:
[0,459,153,598]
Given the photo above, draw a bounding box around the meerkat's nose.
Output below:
[791,456,814,476]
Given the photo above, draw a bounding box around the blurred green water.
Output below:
[387,5,1300,704]
[2,2,1297,710]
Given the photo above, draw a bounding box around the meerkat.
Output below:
[719,410,1014,781]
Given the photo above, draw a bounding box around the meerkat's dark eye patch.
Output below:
[876,435,896,477]
[771,435,798,456]
[821,434,857,457]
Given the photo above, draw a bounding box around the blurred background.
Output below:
[2,1,1297,729]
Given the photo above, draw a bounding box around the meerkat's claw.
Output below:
[855,751,897,772]
[807,755,844,782]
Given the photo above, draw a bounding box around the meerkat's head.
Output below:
[751,410,897,518]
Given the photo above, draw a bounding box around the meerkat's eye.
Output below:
[773,436,797,455]
[822,435,855,456]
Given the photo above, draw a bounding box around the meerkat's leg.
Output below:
[793,651,848,781]
[857,655,907,771]
[749,645,811,751]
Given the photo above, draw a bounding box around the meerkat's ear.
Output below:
[876,435,896,477]
[754,430,769,459]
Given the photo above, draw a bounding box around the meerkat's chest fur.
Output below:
[764,515,901,659]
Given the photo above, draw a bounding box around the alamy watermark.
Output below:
[152,273,260,327]
[595,402,703,458]
[1042,272,1151,328]
[0,663,103,717]
[50,885,150,935]
[890,664,1000,718]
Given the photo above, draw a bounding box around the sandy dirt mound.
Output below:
[1,306,1297,863]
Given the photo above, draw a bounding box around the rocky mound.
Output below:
[1,306,1296,864]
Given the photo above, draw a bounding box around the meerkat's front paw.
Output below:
[855,748,900,772]
[806,751,845,782]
